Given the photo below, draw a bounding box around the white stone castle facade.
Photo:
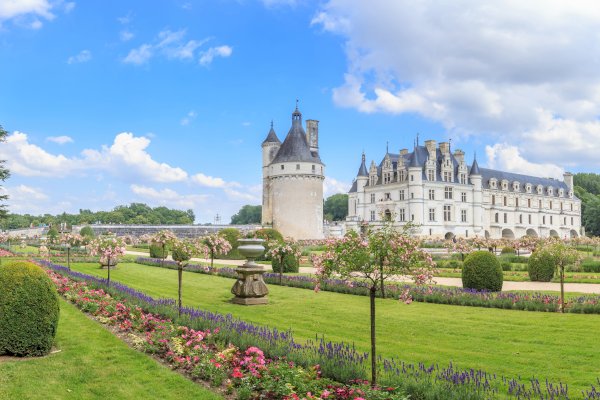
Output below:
[346,139,582,240]
[261,106,325,240]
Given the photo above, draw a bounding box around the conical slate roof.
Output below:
[271,107,322,164]
[262,122,280,145]
[470,158,481,175]
[357,153,368,176]
[408,144,420,167]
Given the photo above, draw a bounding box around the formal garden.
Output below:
[2,228,600,399]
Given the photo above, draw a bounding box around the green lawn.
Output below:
[0,298,221,400]
[68,262,600,394]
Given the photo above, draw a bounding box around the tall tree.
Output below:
[230,204,261,224]
[324,193,348,221]
[0,125,10,219]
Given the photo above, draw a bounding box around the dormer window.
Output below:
[559,188,564,197]
[513,182,520,191]
[569,190,574,198]
[490,179,497,189]
[537,185,543,195]
[501,180,508,191]
[525,184,532,193]
[547,187,554,196]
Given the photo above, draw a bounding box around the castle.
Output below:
[346,139,582,240]
[261,105,325,239]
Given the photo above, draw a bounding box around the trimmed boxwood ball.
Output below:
[528,250,556,282]
[0,261,60,356]
[462,251,503,292]
[149,243,169,259]
[271,253,300,273]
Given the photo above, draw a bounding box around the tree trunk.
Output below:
[211,250,214,269]
[279,255,284,284]
[369,285,377,387]
[107,256,111,287]
[67,247,71,270]
[379,258,385,298]
[178,264,183,316]
[560,265,565,313]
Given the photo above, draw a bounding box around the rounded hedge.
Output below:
[528,250,556,282]
[149,243,169,259]
[462,251,503,292]
[271,253,300,273]
[0,261,60,357]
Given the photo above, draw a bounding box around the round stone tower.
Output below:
[262,105,325,239]
[261,122,281,225]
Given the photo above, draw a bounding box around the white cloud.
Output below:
[123,29,216,65]
[130,184,208,209]
[324,177,350,197]
[63,2,75,13]
[191,173,228,188]
[117,13,131,24]
[199,45,232,66]
[180,110,197,126]
[123,44,153,65]
[67,50,92,64]
[0,0,53,20]
[485,143,564,179]
[313,0,600,169]
[1,185,48,214]
[46,135,73,144]
[120,30,134,42]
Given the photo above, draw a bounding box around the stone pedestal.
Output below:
[231,239,269,305]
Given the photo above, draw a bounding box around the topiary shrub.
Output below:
[79,226,95,239]
[218,228,242,259]
[462,251,503,291]
[253,228,284,261]
[0,261,60,357]
[271,253,299,273]
[501,261,512,271]
[501,247,515,254]
[527,250,555,282]
[149,244,169,259]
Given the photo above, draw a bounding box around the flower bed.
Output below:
[37,259,600,399]
[135,257,600,314]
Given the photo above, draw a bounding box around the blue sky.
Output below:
[1,1,600,223]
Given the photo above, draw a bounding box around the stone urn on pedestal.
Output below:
[231,238,269,305]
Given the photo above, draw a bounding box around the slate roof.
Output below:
[349,180,358,193]
[357,153,368,176]
[271,108,323,164]
[262,125,280,145]
[480,168,569,194]
[470,158,481,175]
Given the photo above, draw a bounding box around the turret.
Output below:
[469,155,483,235]
[262,122,281,225]
[356,152,368,191]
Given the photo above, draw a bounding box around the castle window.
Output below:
[550,216,553,224]
[281,165,285,170]
[528,198,531,208]
[411,174,414,181]
[411,192,414,199]
[571,203,573,211]
[490,179,497,189]
[504,213,507,223]
[513,182,520,191]
[461,209,467,222]
[502,180,508,190]
[428,169,435,181]
[444,205,451,222]
[539,200,542,208]
[492,195,496,205]
[370,210,376,221]
[519,214,523,224]
[444,187,453,199]
[399,170,406,181]
[571,217,574,225]
[399,190,405,200]
[548,187,554,196]
[312,165,315,172]
[543,216,546,224]
[461,192,467,202]
[399,209,406,222]
[564,217,567,225]
[443,171,452,182]
[411,214,415,221]
[429,208,436,222]
[429,189,435,200]
[495,213,499,223]
[370,193,375,203]
[503,196,507,206]
[384,192,391,200]
[516,198,519,207]
[529,214,532,224]
[526,184,532,193]
[549,201,553,210]
[296,164,300,170]
[560,202,563,211]
[460,174,466,184]
[537,185,543,194]
[559,189,564,197]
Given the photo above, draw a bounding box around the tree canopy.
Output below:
[324,193,348,221]
[230,205,261,224]
[0,203,195,230]
[574,173,600,236]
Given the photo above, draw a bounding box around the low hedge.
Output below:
[149,244,169,259]
[271,254,300,273]
[0,261,60,356]
[462,251,503,292]
[581,259,600,273]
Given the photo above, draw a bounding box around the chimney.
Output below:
[425,140,437,159]
[453,149,465,164]
[306,119,319,153]
[563,172,574,190]
[400,148,408,156]
[439,142,450,155]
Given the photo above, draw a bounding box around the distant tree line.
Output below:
[0,203,195,230]
[574,173,600,236]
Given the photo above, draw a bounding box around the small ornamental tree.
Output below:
[151,230,178,266]
[538,239,582,312]
[61,233,83,270]
[204,234,232,268]
[47,227,59,244]
[88,236,126,286]
[313,222,435,387]
[79,226,95,242]
[445,237,473,262]
[171,238,209,314]
[267,238,302,284]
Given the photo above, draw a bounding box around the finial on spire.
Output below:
[295,98,299,111]
[474,151,477,161]
[386,141,389,154]
[362,151,366,162]
[270,120,273,129]
[416,132,419,146]
[449,138,452,152]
